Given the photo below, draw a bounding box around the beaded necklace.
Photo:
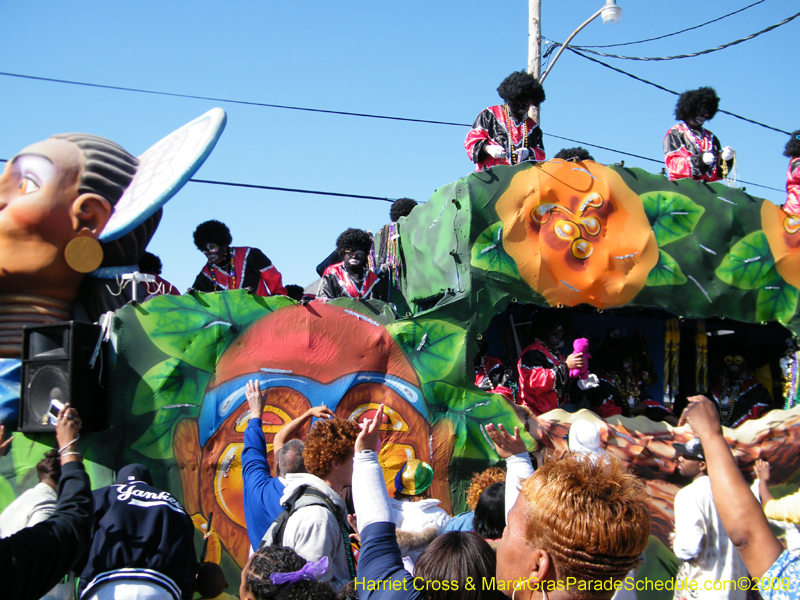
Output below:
[612,372,641,405]
[502,104,528,165]
[477,356,497,391]
[680,122,713,152]
[209,249,236,291]
[714,375,753,426]
[783,349,800,410]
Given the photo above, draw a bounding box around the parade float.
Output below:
[1,109,799,594]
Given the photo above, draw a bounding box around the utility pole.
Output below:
[528,0,541,123]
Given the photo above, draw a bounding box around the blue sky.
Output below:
[1,1,797,291]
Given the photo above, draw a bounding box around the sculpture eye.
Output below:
[571,238,594,260]
[18,177,40,195]
[580,216,601,236]
[554,220,580,241]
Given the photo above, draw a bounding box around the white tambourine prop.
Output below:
[98,107,227,242]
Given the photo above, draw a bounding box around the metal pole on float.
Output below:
[528,0,622,123]
[528,0,542,123]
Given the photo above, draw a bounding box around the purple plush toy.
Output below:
[569,338,591,379]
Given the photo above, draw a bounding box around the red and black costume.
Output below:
[516,340,568,415]
[786,157,800,215]
[465,105,545,171]
[316,262,382,301]
[475,355,516,404]
[709,376,772,428]
[193,247,286,297]
[664,123,732,182]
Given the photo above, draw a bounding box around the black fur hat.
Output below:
[784,130,800,158]
[675,87,720,122]
[390,198,418,223]
[497,70,546,107]
[193,220,232,251]
[335,228,373,256]
[554,147,594,162]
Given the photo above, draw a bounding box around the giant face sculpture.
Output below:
[173,302,431,566]
[496,160,658,308]
[0,137,110,299]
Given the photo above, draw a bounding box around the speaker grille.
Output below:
[23,363,70,430]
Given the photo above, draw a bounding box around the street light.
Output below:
[539,0,621,84]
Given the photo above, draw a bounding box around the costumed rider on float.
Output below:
[316,228,385,301]
[465,70,546,171]
[709,350,772,428]
[664,86,735,182]
[783,129,800,216]
[190,219,287,296]
[516,314,597,416]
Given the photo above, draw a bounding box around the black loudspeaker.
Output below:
[20,322,108,433]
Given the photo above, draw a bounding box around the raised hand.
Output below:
[485,423,526,459]
[355,404,384,453]
[245,379,266,417]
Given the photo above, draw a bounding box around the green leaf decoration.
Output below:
[133,358,208,415]
[756,284,800,324]
[0,475,15,511]
[131,359,207,459]
[646,250,688,287]
[715,231,779,290]
[10,435,53,486]
[640,191,705,246]
[470,222,521,278]
[136,291,293,372]
[386,319,466,385]
[131,403,194,460]
[426,382,534,459]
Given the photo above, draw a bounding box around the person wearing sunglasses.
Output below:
[191,220,287,297]
[664,86,735,183]
[316,228,385,302]
[708,350,772,428]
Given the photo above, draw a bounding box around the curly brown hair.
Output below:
[302,418,360,478]
[520,453,650,593]
[465,466,506,511]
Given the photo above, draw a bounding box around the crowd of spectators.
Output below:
[4,385,800,600]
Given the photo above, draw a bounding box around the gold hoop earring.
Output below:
[64,235,104,273]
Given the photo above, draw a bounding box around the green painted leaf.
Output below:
[425,382,534,459]
[136,291,293,372]
[386,319,466,385]
[715,231,779,290]
[10,435,53,486]
[756,284,799,324]
[133,358,208,415]
[130,403,190,460]
[0,475,15,511]
[131,360,206,459]
[471,222,521,278]
[646,250,688,287]
[640,191,705,246]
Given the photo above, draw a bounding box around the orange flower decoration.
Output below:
[496,160,658,307]
[761,201,800,289]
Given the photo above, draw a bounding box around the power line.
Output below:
[0,156,783,195]
[560,9,800,61]
[188,178,394,202]
[574,0,766,49]
[0,65,786,193]
[567,48,791,136]
[0,70,467,128]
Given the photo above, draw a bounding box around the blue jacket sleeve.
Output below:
[357,522,421,600]
[242,418,285,549]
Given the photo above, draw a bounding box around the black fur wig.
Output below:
[675,87,719,122]
[497,71,546,107]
